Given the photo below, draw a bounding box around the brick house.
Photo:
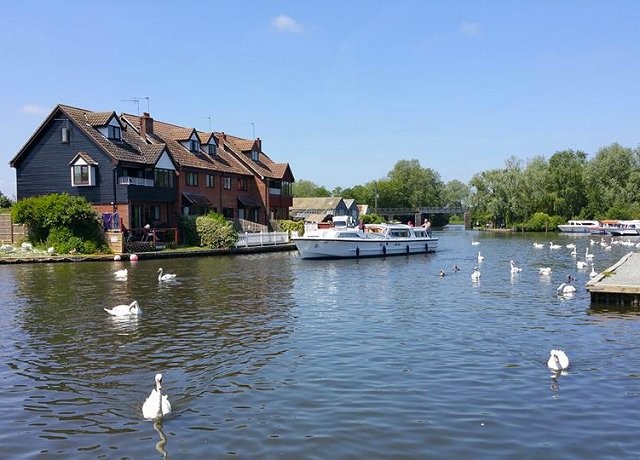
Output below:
[10,104,294,233]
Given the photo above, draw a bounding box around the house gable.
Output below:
[155,150,176,170]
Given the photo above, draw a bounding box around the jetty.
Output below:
[586,252,640,307]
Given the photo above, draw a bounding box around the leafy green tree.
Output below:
[292,180,331,197]
[0,190,13,208]
[443,180,470,208]
[546,150,587,219]
[386,159,444,208]
[583,144,639,218]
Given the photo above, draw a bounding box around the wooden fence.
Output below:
[0,214,27,243]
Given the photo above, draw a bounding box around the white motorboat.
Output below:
[605,220,640,236]
[292,223,438,259]
[557,220,600,233]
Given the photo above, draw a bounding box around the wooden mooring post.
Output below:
[586,252,640,307]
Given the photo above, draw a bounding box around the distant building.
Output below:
[289,197,358,223]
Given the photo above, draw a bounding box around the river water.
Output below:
[1,227,639,459]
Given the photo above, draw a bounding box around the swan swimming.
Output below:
[533,243,544,249]
[157,268,177,282]
[510,260,522,274]
[549,242,562,249]
[557,275,577,294]
[570,246,577,256]
[471,267,481,280]
[103,300,141,316]
[471,240,480,246]
[477,251,485,262]
[547,349,570,371]
[142,373,172,420]
[576,260,588,269]
[585,247,595,260]
[538,267,552,276]
[590,265,597,278]
[114,268,128,279]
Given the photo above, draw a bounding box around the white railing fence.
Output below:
[235,231,289,247]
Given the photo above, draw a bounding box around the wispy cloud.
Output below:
[459,21,481,37]
[272,15,303,33]
[20,104,49,116]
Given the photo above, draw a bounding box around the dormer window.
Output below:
[190,139,200,152]
[69,153,97,187]
[251,149,259,161]
[108,125,121,141]
[208,143,217,155]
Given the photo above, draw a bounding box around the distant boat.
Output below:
[557,220,600,234]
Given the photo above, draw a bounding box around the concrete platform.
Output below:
[586,251,640,306]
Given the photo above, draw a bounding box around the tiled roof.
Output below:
[291,197,343,210]
[222,133,292,180]
[59,105,153,164]
[69,151,99,166]
[85,111,116,127]
[122,114,252,176]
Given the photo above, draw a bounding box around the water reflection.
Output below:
[153,419,168,459]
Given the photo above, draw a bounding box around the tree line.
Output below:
[293,143,640,229]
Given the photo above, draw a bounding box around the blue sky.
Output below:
[2,0,640,198]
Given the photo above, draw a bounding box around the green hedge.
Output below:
[11,193,106,253]
[195,212,238,249]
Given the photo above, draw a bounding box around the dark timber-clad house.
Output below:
[10,104,295,233]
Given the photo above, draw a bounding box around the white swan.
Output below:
[557,276,576,294]
[565,243,576,249]
[576,260,588,269]
[158,268,177,282]
[114,268,128,279]
[104,300,141,316]
[585,247,594,260]
[471,267,481,280]
[510,260,522,274]
[533,243,544,249]
[590,265,597,278]
[477,251,485,262]
[142,373,172,420]
[471,240,480,246]
[547,349,570,371]
[538,267,552,276]
[549,242,561,249]
[570,246,577,256]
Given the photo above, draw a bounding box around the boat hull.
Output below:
[292,236,438,259]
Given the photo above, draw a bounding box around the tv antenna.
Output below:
[121,98,140,114]
[199,116,213,132]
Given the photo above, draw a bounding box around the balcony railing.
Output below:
[119,177,154,187]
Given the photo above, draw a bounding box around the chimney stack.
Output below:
[140,112,154,138]
[256,137,262,152]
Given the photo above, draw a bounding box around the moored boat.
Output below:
[292,223,438,259]
[605,220,640,236]
[557,220,600,233]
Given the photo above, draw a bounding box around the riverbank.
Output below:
[0,243,297,264]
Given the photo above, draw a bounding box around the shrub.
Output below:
[196,212,238,249]
[12,193,106,253]
[0,190,13,208]
[277,219,304,236]
[524,212,565,232]
[179,216,199,246]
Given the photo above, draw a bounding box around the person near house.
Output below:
[142,224,154,242]
[358,220,365,232]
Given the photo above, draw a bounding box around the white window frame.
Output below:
[70,162,96,187]
[251,149,259,161]
[223,176,231,189]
